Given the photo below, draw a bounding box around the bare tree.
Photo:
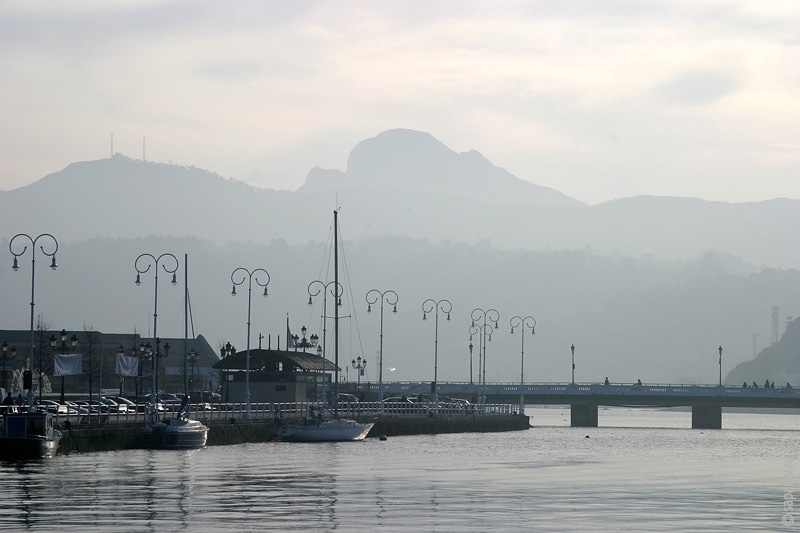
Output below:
[82,323,100,403]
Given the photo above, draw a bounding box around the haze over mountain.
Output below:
[1,129,798,385]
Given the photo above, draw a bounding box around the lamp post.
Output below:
[422,298,451,406]
[134,253,179,406]
[230,267,270,419]
[49,329,77,404]
[308,280,343,406]
[1,343,17,392]
[220,342,235,403]
[137,341,152,405]
[366,289,398,408]
[718,345,723,387]
[9,233,59,407]
[570,344,575,385]
[470,307,499,406]
[468,339,474,385]
[510,316,536,415]
[351,356,367,388]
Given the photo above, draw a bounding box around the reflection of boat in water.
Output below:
[276,210,374,442]
[0,411,62,459]
[143,398,209,449]
[276,409,374,442]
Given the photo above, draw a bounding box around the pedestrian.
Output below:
[16,393,23,406]
[1,392,13,414]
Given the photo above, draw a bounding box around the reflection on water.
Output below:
[0,408,796,532]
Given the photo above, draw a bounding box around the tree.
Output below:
[82,323,100,403]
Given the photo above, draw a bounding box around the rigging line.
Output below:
[336,219,367,359]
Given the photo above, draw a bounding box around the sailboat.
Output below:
[275,210,375,442]
[143,253,209,450]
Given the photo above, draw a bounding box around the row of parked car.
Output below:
[35,392,217,416]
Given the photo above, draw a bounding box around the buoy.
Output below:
[379,435,388,441]
[585,435,590,438]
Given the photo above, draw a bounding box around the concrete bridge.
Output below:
[353,381,800,429]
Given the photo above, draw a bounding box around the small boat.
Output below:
[276,410,374,442]
[143,398,209,449]
[143,417,209,449]
[0,411,62,459]
[275,210,374,442]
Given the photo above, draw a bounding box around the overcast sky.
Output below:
[1,1,798,205]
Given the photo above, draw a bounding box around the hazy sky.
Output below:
[1,1,798,205]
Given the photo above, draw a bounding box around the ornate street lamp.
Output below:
[351,356,367,388]
[134,252,178,409]
[308,280,343,406]
[49,329,77,404]
[570,344,575,385]
[366,289,398,408]
[9,233,59,406]
[718,345,723,387]
[470,307,499,406]
[231,267,270,419]
[510,315,536,415]
[422,298,452,406]
[220,342,236,403]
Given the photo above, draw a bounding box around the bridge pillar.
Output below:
[570,403,598,427]
[691,405,722,429]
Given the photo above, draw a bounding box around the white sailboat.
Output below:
[275,210,375,442]
[143,253,209,449]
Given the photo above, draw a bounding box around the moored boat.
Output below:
[143,396,209,449]
[143,416,209,449]
[276,409,374,442]
[0,411,62,459]
[275,210,375,442]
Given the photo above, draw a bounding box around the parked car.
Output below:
[107,396,137,412]
[36,399,69,415]
[64,401,91,416]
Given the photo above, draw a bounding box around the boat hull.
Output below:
[276,419,374,442]
[0,435,61,460]
[143,418,209,449]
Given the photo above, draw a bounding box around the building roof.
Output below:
[211,348,339,372]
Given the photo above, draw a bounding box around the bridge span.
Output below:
[354,381,800,429]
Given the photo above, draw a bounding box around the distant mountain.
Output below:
[299,129,581,207]
[1,129,798,268]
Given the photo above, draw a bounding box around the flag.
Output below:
[115,353,139,377]
[54,354,83,376]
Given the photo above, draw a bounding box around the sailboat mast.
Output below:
[184,253,189,396]
[333,209,339,402]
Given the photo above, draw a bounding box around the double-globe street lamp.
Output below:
[1,343,17,393]
[422,298,451,406]
[366,289,398,409]
[49,329,77,404]
[230,267,270,419]
[509,316,535,415]
[9,233,59,407]
[134,252,178,408]
[308,280,343,405]
[470,308,499,406]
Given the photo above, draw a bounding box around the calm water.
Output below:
[1,407,798,532]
